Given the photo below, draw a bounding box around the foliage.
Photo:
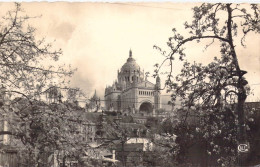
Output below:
[143,146,177,167]
[2,97,91,166]
[145,116,159,128]
[154,3,259,166]
[121,115,134,123]
[0,3,93,166]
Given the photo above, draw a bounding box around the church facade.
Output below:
[104,50,161,116]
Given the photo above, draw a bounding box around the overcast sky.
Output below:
[1,2,259,102]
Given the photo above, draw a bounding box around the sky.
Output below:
[0,2,259,102]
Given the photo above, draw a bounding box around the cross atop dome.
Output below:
[129,49,132,58]
[126,49,135,63]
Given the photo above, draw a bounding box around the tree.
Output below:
[0,3,87,166]
[154,3,259,166]
[7,98,88,166]
[0,3,74,97]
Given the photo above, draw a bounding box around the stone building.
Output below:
[104,50,161,115]
[86,90,101,112]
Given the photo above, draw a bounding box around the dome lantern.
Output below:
[121,49,140,72]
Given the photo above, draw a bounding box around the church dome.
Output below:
[121,50,140,72]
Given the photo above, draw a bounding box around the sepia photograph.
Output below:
[0,1,259,167]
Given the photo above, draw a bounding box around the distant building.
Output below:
[86,90,101,112]
[104,50,161,116]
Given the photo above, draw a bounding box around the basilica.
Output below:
[104,50,161,116]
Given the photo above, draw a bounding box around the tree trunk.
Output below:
[226,4,249,166]
[237,73,248,166]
